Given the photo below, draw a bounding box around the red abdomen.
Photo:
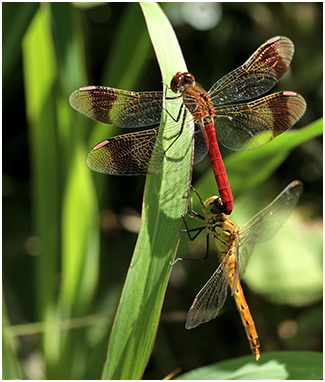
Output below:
[203,122,233,215]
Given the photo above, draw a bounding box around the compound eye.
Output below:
[170,72,195,93]
[210,198,224,215]
[170,72,182,93]
[183,72,195,84]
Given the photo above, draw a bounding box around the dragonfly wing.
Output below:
[237,180,303,277]
[193,124,208,164]
[185,256,230,329]
[69,86,163,128]
[213,92,306,151]
[86,122,196,175]
[209,36,294,105]
[86,128,164,174]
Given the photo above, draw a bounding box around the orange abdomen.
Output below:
[228,255,260,361]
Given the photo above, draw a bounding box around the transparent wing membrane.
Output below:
[86,125,205,175]
[186,256,230,329]
[69,86,163,127]
[214,92,306,151]
[208,36,294,104]
[237,180,303,276]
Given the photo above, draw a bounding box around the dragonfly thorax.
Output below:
[205,217,238,256]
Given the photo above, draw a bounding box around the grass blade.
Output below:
[22,5,60,360]
[102,3,192,379]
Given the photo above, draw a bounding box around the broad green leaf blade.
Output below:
[175,351,323,380]
[61,154,100,309]
[22,4,60,362]
[198,118,323,198]
[50,2,100,315]
[23,4,101,378]
[102,3,192,380]
[51,3,101,378]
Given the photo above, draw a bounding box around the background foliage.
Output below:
[3,2,322,380]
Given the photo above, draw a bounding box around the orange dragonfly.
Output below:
[69,36,306,215]
[177,180,303,360]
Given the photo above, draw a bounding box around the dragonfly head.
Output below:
[170,72,195,93]
[202,196,225,217]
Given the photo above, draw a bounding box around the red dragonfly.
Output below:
[69,36,306,214]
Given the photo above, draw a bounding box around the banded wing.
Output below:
[70,85,208,175]
[209,36,294,104]
[214,92,306,151]
[185,254,232,329]
[69,86,163,127]
[236,180,303,277]
[87,128,160,174]
[87,125,207,175]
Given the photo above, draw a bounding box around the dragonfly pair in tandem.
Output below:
[177,180,303,361]
[69,36,306,360]
[69,35,306,215]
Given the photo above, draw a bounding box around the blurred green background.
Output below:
[3,2,322,380]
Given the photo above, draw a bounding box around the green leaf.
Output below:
[22,1,59,329]
[175,351,323,380]
[102,3,192,379]
[22,4,101,378]
[51,4,101,378]
[50,2,100,316]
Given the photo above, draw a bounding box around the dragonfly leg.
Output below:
[171,191,210,265]
[162,106,188,154]
[181,225,206,241]
[186,191,205,220]
[182,211,204,232]
[190,186,205,207]
[187,209,204,220]
[163,100,184,122]
[171,233,210,265]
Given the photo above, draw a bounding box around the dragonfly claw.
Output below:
[170,257,183,266]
